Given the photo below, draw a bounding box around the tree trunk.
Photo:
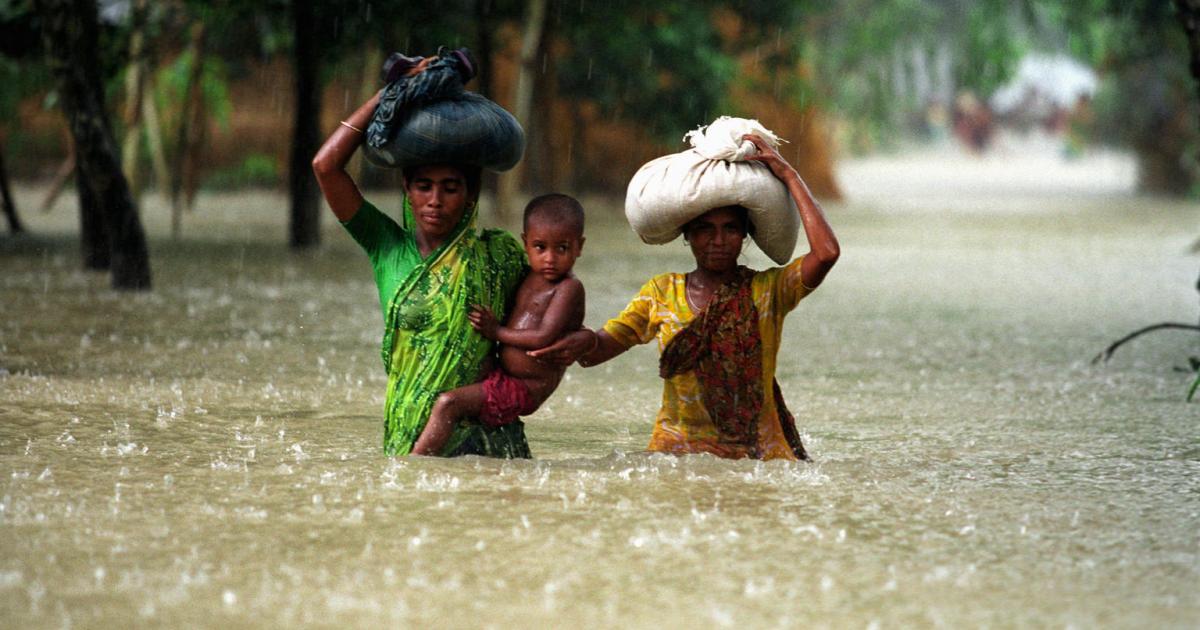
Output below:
[528,22,559,192]
[1135,133,1193,195]
[38,0,151,290]
[289,0,321,248]
[1171,0,1200,324]
[173,21,207,231]
[497,0,548,218]
[567,100,588,192]
[475,0,500,204]
[1175,0,1200,156]
[39,123,76,212]
[120,0,148,198]
[1128,52,1193,195]
[475,0,495,100]
[0,146,25,234]
[75,161,109,269]
[141,82,172,204]
[355,44,383,186]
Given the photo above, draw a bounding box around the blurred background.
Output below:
[3,4,1200,626]
[1,0,1198,289]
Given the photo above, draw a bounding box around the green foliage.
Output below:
[189,0,508,73]
[1044,0,1198,193]
[958,2,1026,95]
[155,50,231,130]
[0,0,40,59]
[0,0,32,20]
[6,0,1196,194]
[1051,0,1183,69]
[553,2,738,140]
[203,152,281,189]
[801,0,1032,148]
[0,55,50,122]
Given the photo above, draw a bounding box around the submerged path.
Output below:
[1,138,1198,627]
[840,131,1138,208]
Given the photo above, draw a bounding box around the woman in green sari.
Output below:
[312,64,530,457]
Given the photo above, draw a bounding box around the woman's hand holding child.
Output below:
[468,305,500,340]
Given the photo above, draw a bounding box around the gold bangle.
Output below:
[586,329,600,354]
[340,120,364,134]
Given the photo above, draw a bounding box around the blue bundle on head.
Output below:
[364,47,525,172]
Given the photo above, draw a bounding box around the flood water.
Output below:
[3,141,1199,627]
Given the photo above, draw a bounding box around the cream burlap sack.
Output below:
[624,117,800,265]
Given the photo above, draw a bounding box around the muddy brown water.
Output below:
[2,141,1198,627]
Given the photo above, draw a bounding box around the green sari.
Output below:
[368,198,529,456]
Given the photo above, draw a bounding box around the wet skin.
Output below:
[412,217,585,456]
[469,216,586,401]
[404,165,470,257]
[682,206,748,312]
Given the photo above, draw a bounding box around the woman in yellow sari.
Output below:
[535,134,839,460]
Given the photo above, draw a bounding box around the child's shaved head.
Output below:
[523,193,585,236]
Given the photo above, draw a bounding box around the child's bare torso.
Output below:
[500,274,584,401]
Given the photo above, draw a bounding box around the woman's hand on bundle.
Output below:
[405,56,436,77]
[740,134,839,288]
[742,133,798,183]
[468,305,500,340]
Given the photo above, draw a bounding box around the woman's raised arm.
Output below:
[742,133,840,290]
[313,57,437,222]
[311,92,378,222]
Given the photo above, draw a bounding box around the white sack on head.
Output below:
[624,116,800,265]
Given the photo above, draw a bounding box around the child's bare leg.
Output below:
[411,382,487,455]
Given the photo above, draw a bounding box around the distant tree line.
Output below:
[1,0,1198,291]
